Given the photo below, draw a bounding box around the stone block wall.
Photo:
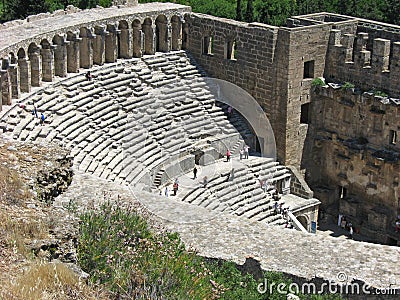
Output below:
[186,14,332,167]
[305,85,400,243]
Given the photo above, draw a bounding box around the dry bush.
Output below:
[1,261,109,300]
[0,209,48,256]
[0,165,31,206]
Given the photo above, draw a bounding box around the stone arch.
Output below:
[66,31,80,73]
[204,78,276,159]
[40,39,54,82]
[132,19,143,57]
[170,15,182,51]
[17,48,30,93]
[118,20,132,58]
[105,24,118,63]
[17,48,26,59]
[79,27,94,68]
[52,34,67,77]
[297,215,309,231]
[155,14,168,52]
[142,18,154,55]
[28,42,42,87]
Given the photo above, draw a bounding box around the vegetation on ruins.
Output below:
[311,78,326,87]
[341,82,355,90]
[77,201,343,299]
[1,0,399,25]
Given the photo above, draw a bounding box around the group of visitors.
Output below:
[338,215,354,239]
[225,145,250,161]
[30,101,45,126]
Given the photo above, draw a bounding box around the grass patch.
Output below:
[0,165,31,206]
[1,261,109,300]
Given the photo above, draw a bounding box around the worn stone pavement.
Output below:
[54,167,400,291]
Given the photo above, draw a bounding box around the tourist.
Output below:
[173,181,178,196]
[274,201,279,215]
[85,71,92,81]
[40,113,45,126]
[340,216,347,229]
[226,149,231,162]
[193,166,198,179]
[203,176,208,188]
[243,145,249,159]
[227,106,233,118]
[164,187,169,197]
[273,189,280,201]
[239,149,244,160]
[395,220,400,232]
[32,103,38,118]
[349,226,354,239]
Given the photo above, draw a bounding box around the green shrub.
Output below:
[311,78,325,87]
[341,82,355,90]
[77,201,343,300]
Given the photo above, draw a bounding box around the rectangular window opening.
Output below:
[303,60,315,79]
[300,103,310,124]
[203,36,214,55]
[226,40,236,60]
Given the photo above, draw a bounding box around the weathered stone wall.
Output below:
[325,19,400,97]
[306,85,400,244]
[186,14,332,166]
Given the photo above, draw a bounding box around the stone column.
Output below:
[80,30,94,69]
[182,21,189,50]
[29,48,42,87]
[8,64,19,99]
[105,26,120,63]
[53,39,68,77]
[41,46,55,82]
[341,34,355,63]
[93,25,107,65]
[1,61,12,105]
[18,57,31,93]
[133,27,143,58]
[119,27,133,58]
[67,32,81,73]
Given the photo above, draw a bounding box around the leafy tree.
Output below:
[245,0,254,22]
[1,0,49,21]
[236,0,242,21]
[255,0,295,26]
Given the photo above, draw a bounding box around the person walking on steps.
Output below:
[226,149,231,162]
[193,166,198,179]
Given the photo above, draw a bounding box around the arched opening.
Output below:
[133,19,142,57]
[40,39,54,82]
[171,15,182,51]
[52,34,67,77]
[156,15,168,52]
[204,78,277,159]
[297,215,309,231]
[142,18,154,55]
[28,42,41,87]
